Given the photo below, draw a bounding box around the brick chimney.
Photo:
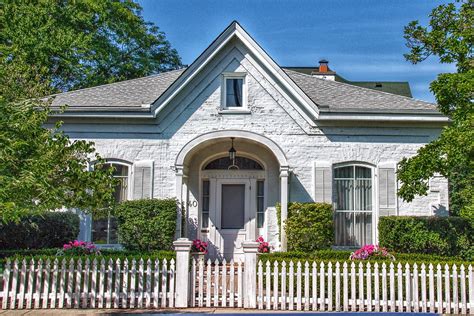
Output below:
[318,59,329,73]
[311,59,335,81]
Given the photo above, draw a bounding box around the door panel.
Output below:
[221,184,245,229]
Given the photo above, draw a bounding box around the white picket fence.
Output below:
[1,258,176,309]
[253,260,474,314]
[1,242,473,314]
[191,258,244,308]
[190,257,474,314]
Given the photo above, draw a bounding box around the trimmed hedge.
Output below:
[279,202,334,252]
[259,250,473,266]
[378,216,473,260]
[0,249,175,272]
[114,198,177,251]
[0,212,79,249]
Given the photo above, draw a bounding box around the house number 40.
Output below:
[179,200,198,207]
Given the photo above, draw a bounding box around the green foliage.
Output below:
[0,212,79,249]
[399,0,474,223]
[378,216,473,260]
[259,250,472,266]
[283,202,334,252]
[114,199,177,251]
[0,250,176,272]
[0,100,117,222]
[0,0,181,100]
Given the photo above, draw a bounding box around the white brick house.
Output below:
[50,22,449,259]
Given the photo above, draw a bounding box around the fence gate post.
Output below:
[173,238,193,307]
[242,241,259,309]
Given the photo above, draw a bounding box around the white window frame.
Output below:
[333,163,376,248]
[220,72,249,112]
[85,159,132,248]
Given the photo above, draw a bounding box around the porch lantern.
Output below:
[228,137,237,166]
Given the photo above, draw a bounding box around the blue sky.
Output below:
[139,0,456,102]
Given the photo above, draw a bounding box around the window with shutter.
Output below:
[132,160,154,200]
[92,161,130,245]
[334,165,373,247]
[378,163,397,216]
[314,161,332,203]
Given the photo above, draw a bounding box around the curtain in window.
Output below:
[334,165,373,247]
[233,79,242,107]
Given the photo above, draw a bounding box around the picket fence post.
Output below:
[242,241,259,308]
[173,238,193,308]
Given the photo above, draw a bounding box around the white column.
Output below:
[175,165,184,239]
[173,238,193,307]
[182,175,189,238]
[280,166,290,251]
[242,241,259,308]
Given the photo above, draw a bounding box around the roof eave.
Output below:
[317,111,449,123]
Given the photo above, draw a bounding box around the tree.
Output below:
[0,99,118,223]
[0,0,182,222]
[398,0,473,224]
[0,0,182,100]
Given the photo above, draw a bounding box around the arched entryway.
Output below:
[175,130,290,259]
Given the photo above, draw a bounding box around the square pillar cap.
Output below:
[173,238,193,251]
[242,241,260,253]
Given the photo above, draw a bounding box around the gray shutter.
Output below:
[314,161,332,203]
[132,160,154,200]
[378,162,397,216]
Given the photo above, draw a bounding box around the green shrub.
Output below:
[378,216,473,259]
[0,212,79,249]
[283,202,334,252]
[114,198,177,251]
[259,250,472,266]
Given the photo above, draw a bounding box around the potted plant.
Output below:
[191,239,208,261]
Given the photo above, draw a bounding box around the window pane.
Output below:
[113,177,128,202]
[334,212,354,246]
[257,180,264,196]
[92,216,118,244]
[202,180,210,228]
[335,179,353,210]
[93,162,127,244]
[257,213,264,228]
[355,166,371,179]
[355,179,372,211]
[354,212,372,246]
[226,78,243,107]
[203,180,210,195]
[335,166,353,179]
[257,180,264,228]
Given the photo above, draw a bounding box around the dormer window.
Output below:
[221,73,247,111]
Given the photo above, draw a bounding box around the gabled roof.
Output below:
[51,69,184,112]
[284,69,435,113]
[150,21,319,124]
[49,21,446,122]
[283,66,413,97]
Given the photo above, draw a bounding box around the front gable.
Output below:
[151,21,320,133]
[155,37,319,136]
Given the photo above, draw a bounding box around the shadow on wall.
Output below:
[432,204,448,216]
[289,173,313,202]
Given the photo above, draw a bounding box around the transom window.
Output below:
[222,73,246,110]
[334,165,373,247]
[204,156,263,170]
[92,162,129,245]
